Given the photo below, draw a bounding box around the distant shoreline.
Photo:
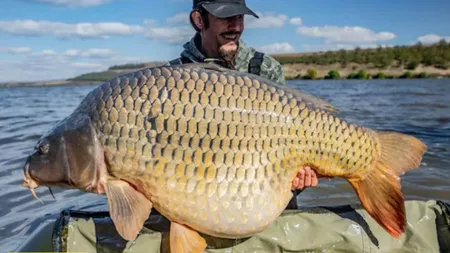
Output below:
[1,63,448,88]
[282,63,450,80]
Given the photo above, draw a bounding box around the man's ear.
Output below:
[191,10,204,30]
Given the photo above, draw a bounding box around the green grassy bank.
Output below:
[273,40,450,80]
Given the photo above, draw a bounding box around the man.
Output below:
[168,0,319,208]
[169,0,285,85]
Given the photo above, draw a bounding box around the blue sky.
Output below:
[1,0,449,82]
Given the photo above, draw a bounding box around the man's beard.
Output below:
[219,43,238,70]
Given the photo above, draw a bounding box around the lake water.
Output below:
[0,79,449,251]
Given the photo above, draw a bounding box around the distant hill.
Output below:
[272,40,450,69]
[275,40,450,80]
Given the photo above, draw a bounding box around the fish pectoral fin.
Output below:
[170,222,207,253]
[104,180,153,241]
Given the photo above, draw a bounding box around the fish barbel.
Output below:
[21,63,426,253]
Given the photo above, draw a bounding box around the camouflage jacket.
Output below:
[168,33,286,85]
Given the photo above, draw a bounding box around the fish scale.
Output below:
[83,64,370,238]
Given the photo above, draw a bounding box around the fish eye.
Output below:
[36,140,49,155]
[38,144,49,155]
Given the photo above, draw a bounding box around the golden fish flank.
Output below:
[22,63,426,253]
[93,67,300,234]
[101,65,416,236]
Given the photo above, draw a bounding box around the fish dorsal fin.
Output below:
[170,62,338,114]
[275,84,339,114]
[175,63,226,73]
[104,180,153,241]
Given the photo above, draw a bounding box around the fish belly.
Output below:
[145,159,296,238]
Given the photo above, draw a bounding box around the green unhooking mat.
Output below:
[45,200,450,253]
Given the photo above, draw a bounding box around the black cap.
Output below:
[193,0,259,19]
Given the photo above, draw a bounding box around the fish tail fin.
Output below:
[348,131,427,238]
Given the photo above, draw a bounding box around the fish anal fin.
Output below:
[104,180,153,241]
[348,131,426,238]
[349,170,405,238]
[170,222,207,253]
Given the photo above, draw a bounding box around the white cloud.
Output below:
[166,12,190,24]
[297,25,396,43]
[0,19,194,44]
[144,25,194,44]
[0,48,153,82]
[37,49,57,56]
[246,12,288,29]
[0,47,33,54]
[31,0,113,7]
[417,34,450,44]
[290,17,303,26]
[0,20,143,38]
[64,48,118,58]
[258,42,295,54]
[0,53,81,82]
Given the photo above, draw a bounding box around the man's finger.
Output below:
[291,177,300,190]
[311,170,318,186]
[304,166,312,187]
[297,170,305,190]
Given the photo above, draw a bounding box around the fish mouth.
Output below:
[22,163,43,204]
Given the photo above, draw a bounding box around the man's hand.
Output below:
[291,166,319,190]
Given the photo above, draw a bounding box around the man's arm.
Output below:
[271,61,286,85]
[260,54,286,85]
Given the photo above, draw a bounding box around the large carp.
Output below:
[21,63,426,252]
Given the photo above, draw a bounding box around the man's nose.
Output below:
[226,15,244,28]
